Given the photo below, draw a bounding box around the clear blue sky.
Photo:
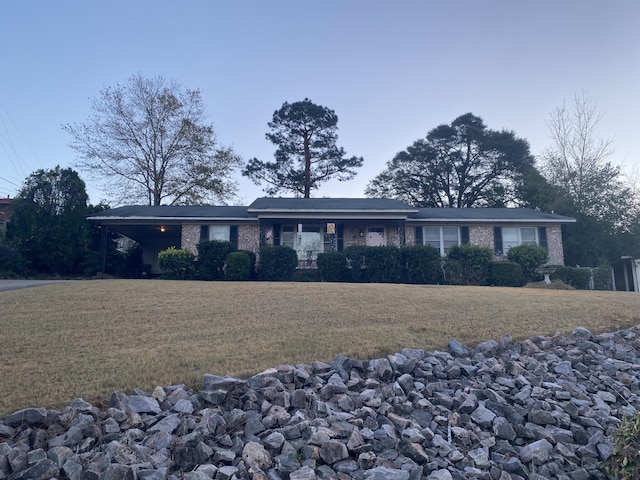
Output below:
[1,1,638,205]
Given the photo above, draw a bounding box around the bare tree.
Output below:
[64,74,240,206]
[540,91,627,224]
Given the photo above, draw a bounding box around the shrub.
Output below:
[344,246,369,282]
[198,240,235,280]
[0,241,25,276]
[158,247,196,280]
[238,249,257,279]
[605,412,640,479]
[551,265,591,289]
[592,265,612,290]
[444,244,493,285]
[489,261,524,287]
[317,252,348,282]
[507,244,548,283]
[224,251,252,281]
[122,243,143,278]
[402,245,442,284]
[364,246,402,283]
[258,246,297,281]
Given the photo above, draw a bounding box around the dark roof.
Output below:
[88,200,575,224]
[88,205,250,221]
[412,207,575,224]
[248,197,417,213]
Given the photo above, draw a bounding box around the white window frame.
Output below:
[502,226,538,253]
[207,225,230,242]
[423,226,461,256]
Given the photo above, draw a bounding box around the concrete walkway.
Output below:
[0,280,71,292]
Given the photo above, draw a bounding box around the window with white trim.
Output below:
[422,226,461,255]
[207,225,230,242]
[495,226,539,254]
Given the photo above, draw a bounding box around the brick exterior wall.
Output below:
[181,224,200,254]
[546,225,565,265]
[182,221,566,264]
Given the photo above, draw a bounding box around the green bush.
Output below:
[0,241,25,276]
[507,244,548,283]
[364,246,402,283]
[592,265,612,290]
[258,246,298,281]
[444,244,493,285]
[402,245,442,284]
[551,265,591,289]
[122,243,143,278]
[605,412,640,479]
[238,249,257,279]
[224,251,252,281]
[317,252,348,282]
[489,261,524,287]
[344,245,369,282]
[158,247,196,280]
[198,240,235,280]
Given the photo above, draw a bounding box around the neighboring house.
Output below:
[0,197,12,235]
[611,251,640,292]
[88,197,576,274]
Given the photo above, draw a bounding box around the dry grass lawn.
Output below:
[1,279,639,416]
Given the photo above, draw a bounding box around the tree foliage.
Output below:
[366,113,535,207]
[243,98,364,198]
[64,74,240,206]
[8,167,91,275]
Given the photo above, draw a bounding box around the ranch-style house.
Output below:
[89,198,576,275]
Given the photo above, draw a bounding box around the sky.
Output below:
[1,1,639,206]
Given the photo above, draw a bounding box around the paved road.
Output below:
[0,280,71,292]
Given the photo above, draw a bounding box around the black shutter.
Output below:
[494,227,503,255]
[230,226,238,249]
[273,224,281,246]
[200,225,208,240]
[538,226,548,250]
[461,226,470,245]
[415,226,423,245]
[337,224,344,252]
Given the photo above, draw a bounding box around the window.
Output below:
[200,225,238,249]
[421,226,461,255]
[208,225,230,241]
[494,226,544,255]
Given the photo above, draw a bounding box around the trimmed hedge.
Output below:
[224,251,253,281]
[344,246,369,282]
[317,252,348,282]
[402,245,442,284]
[197,240,235,280]
[258,246,298,281]
[507,244,548,283]
[158,247,196,280]
[551,265,591,290]
[365,246,403,283]
[489,261,524,287]
[444,244,493,285]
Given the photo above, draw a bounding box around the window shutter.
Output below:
[230,226,238,249]
[200,225,208,240]
[415,227,423,245]
[538,226,548,250]
[273,224,281,246]
[461,226,470,245]
[337,224,344,252]
[494,227,503,255]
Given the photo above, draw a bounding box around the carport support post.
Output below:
[99,225,108,273]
